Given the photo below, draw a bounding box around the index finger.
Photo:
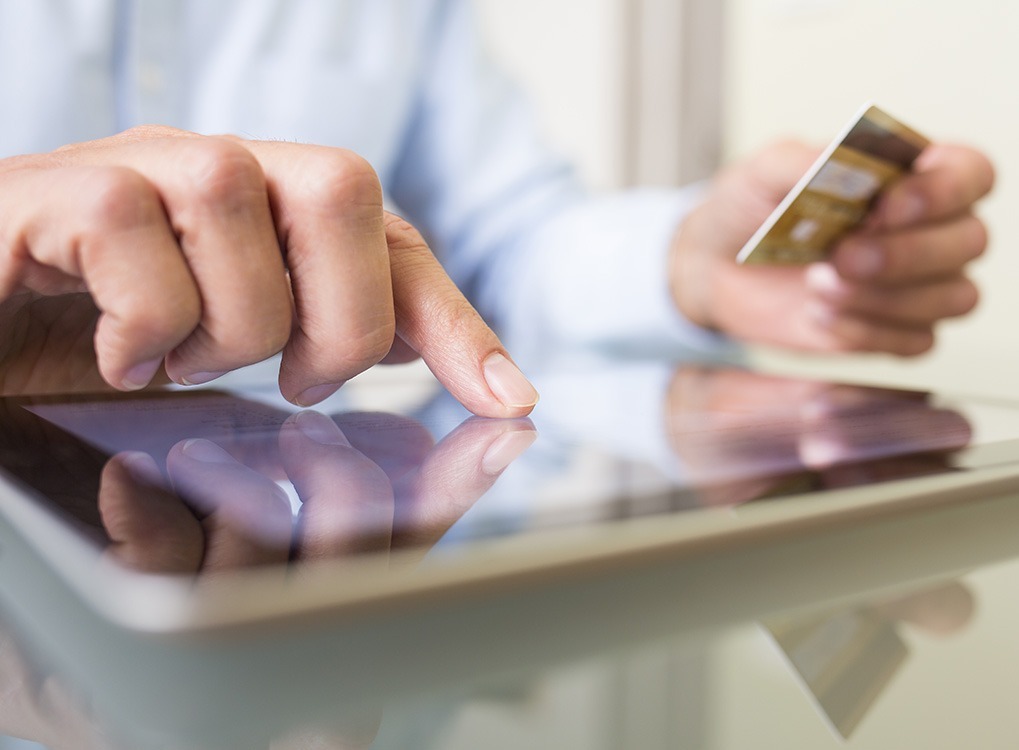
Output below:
[384,214,539,418]
[875,143,995,229]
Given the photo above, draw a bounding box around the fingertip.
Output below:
[881,143,995,229]
[481,427,538,475]
[290,382,345,408]
[482,352,539,411]
[117,357,165,391]
[179,438,237,464]
[805,262,846,297]
[286,410,351,447]
[830,238,885,280]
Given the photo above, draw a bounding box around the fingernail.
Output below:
[181,438,235,464]
[885,192,925,227]
[122,358,163,390]
[120,451,164,486]
[483,353,539,409]
[294,383,343,407]
[482,429,538,475]
[805,263,844,297]
[179,371,227,386]
[799,434,847,469]
[293,410,351,446]
[840,240,884,279]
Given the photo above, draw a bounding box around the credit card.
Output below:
[736,104,929,265]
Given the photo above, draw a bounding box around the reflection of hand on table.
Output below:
[98,409,536,576]
[78,408,535,749]
[666,365,973,506]
[766,577,976,738]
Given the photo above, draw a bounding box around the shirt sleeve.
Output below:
[386,0,733,361]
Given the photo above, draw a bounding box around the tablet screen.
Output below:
[2,361,1018,581]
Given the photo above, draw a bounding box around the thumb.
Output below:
[384,213,538,418]
[736,139,823,202]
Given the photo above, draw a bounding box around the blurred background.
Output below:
[477,0,1018,400]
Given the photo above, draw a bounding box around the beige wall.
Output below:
[475,0,628,190]
[480,0,1019,399]
[726,0,1019,398]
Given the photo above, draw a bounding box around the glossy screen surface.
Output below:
[2,362,1018,579]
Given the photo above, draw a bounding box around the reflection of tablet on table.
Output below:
[3,362,1019,634]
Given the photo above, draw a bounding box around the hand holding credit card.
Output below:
[668,103,992,356]
[737,104,930,265]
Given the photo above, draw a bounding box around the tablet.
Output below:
[3,358,1019,634]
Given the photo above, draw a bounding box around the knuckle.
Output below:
[182,139,265,206]
[300,149,382,212]
[117,288,201,347]
[305,314,395,379]
[346,318,397,367]
[222,313,293,365]
[79,168,159,232]
[884,235,917,278]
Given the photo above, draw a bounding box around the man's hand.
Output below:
[0,126,538,416]
[670,140,994,355]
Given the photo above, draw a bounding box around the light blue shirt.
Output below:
[1,0,725,360]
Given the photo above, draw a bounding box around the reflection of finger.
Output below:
[817,455,955,489]
[98,452,204,574]
[667,367,809,488]
[393,418,536,553]
[280,411,395,560]
[873,581,976,637]
[800,383,927,420]
[333,411,434,485]
[166,439,293,571]
[695,475,808,508]
[799,405,972,469]
[668,365,828,417]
